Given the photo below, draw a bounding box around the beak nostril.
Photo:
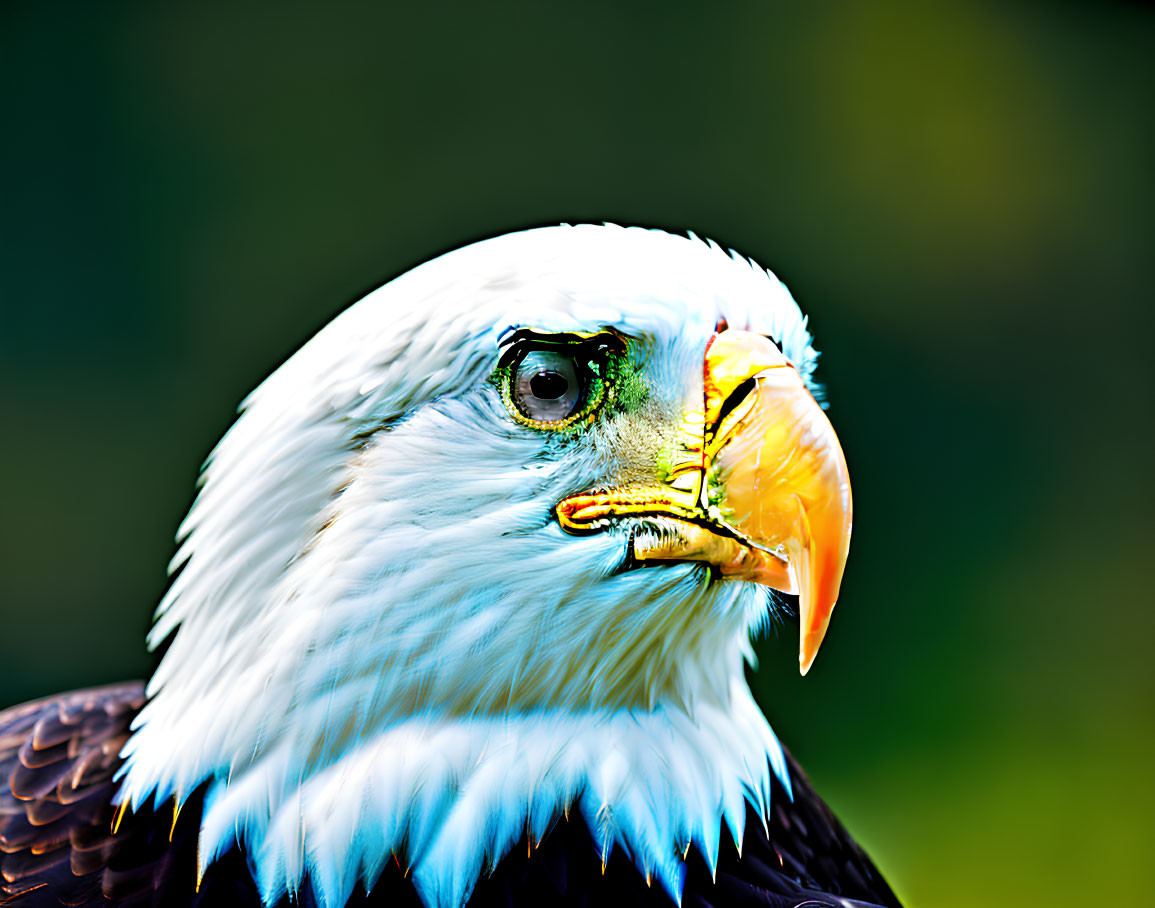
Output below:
[711,376,758,435]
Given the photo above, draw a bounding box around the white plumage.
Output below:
[116,225,820,908]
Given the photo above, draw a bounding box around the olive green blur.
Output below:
[1,2,1151,905]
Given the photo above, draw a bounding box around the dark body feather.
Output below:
[1,685,900,907]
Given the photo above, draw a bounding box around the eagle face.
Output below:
[118,224,852,908]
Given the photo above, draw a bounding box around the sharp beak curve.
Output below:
[555,330,853,675]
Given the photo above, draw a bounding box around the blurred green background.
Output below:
[2,1,1152,904]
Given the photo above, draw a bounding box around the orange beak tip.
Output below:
[798,638,818,676]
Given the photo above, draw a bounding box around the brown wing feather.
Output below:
[0,683,145,906]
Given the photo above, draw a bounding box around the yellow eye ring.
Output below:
[499,355,610,430]
[494,330,625,432]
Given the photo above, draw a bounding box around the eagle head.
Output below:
[118,224,852,907]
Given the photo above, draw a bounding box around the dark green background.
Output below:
[2,2,1152,904]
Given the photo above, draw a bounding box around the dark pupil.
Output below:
[529,370,568,400]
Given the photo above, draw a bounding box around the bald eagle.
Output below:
[0,226,899,907]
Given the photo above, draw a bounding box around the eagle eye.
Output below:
[494,329,627,431]
[514,351,581,421]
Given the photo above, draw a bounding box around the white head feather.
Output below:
[117,224,819,907]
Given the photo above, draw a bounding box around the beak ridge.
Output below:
[705,332,853,675]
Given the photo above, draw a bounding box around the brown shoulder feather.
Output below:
[0,683,145,905]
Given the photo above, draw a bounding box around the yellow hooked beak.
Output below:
[556,330,852,675]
